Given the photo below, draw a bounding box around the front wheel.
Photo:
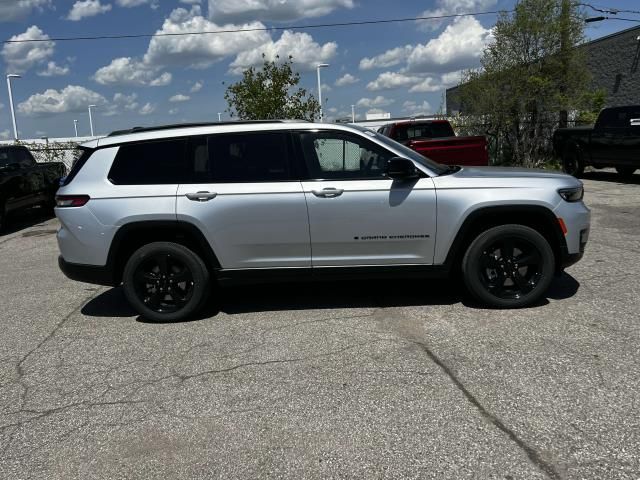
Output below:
[462,225,555,308]
[615,166,636,178]
[562,147,584,177]
[122,242,210,322]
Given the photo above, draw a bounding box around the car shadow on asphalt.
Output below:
[80,272,581,323]
[0,207,55,237]
[582,171,640,185]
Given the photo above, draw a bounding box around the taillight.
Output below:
[55,195,90,207]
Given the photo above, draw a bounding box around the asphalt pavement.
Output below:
[0,171,639,479]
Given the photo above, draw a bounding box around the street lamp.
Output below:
[218,112,222,122]
[6,74,21,141]
[73,120,78,138]
[351,105,356,123]
[316,63,329,122]
[88,105,97,137]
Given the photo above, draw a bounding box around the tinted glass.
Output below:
[393,122,455,141]
[208,132,290,183]
[108,139,188,185]
[0,150,12,168]
[14,148,35,167]
[299,131,394,180]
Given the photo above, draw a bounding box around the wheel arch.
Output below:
[107,220,221,285]
[443,205,567,274]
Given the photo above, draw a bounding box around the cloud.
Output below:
[356,96,394,108]
[407,17,492,73]
[116,0,154,6]
[190,80,204,92]
[143,6,270,69]
[1,26,55,74]
[37,61,70,77]
[0,130,10,140]
[17,85,107,117]
[169,108,180,115]
[139,103,156,115]
[335,73,358,87]
[402,100,433,116]
[0,0,51,23]
[229,30,337,74]
[359,45,413,71]
[418,0,497,31]
[208,0,354,23]
[67,0,112,21]
[169,94,190,102]
[0,103,4,110]
[103,92,139,116]
[366,72,422,91]
[93,57,172,86]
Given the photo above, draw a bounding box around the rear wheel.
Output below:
[562,147,584,177]
[462,225,555,308]
[615,166,636,178]
[122,242,210,322]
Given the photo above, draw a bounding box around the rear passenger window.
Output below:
[109,139,188,185]
[208,132,291,183]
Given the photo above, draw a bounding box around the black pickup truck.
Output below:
[553,105,640,178]
[0,145,66,231]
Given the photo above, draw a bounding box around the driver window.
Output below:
[300,131,393,180]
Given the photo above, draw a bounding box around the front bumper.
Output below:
[58,255,116,286]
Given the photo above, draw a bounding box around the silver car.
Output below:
[56,121,590,321]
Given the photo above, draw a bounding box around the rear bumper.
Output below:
[58,255,116,286]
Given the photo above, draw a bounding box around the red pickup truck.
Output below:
[378,120,488,166]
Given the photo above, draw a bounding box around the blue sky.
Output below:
[0,0,638,139]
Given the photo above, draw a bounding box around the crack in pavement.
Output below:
[411,340,562,480]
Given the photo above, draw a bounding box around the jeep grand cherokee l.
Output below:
[56,121,590,322]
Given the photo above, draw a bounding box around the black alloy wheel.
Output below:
[462,225,555,308]
[123,242,210,322]
[562,148,584,177]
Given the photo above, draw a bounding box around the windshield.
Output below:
[349,124,448,175]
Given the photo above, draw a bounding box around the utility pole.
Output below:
[559,0,570,129]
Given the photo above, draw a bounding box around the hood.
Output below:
[452,166,575,181]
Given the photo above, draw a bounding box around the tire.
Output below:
[562,147,584,177]
[0,202,6,232]
[615,166,636,178]
[122,242,210,322]
[462,225,555,308]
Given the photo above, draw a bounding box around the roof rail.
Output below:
[107,120,308,137]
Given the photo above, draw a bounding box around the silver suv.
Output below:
[56,121,590,321]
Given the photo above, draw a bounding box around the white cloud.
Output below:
[169,107,180,115]
[367,72,422,91]
[356,96,394,109]
[0,0,51,22]
[116,0,153,6]
[418,0,497,31]
[408,78,441,93]
[0,103,4,110]
[139,102,156,115]
[93,57,171,86]
[67,0,112,21]
[208,0,354,23]
[407,17,492,73]
[144,6,270,69]
[359,45,412,71]
[321,83,332,93]
[335,73,358,87]
[2,26,55,74]
[37,61,70,77]
[17,85,107,117]
[114,92,139,110]
[0,130,10,139]
[190,80,204,92]
[169,94,190,102]
[402,100,433,116]
[229,30,337,74]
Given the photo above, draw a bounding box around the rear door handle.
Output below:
[312,188,344,198]
[185,191,217,202]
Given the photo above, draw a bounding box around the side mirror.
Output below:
[385,157,420,180]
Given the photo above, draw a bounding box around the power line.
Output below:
[2,10,509,44]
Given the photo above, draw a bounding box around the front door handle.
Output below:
[185,191,217,202]
[312,188,344,198]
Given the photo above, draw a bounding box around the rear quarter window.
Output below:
[108,139,188,185]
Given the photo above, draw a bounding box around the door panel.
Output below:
[302,179,437,266]
[176,182,311,269]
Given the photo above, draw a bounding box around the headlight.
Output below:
[558,186,584,202]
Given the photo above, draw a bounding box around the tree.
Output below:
[456,0,603,167]
[224,55,321,121]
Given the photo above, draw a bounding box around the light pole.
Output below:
[218,112,222,122]
[351,105,356,123]
[316,63,329,122]
[6,74,21,141]
[88,105,97,137]
[73,120,78,138]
